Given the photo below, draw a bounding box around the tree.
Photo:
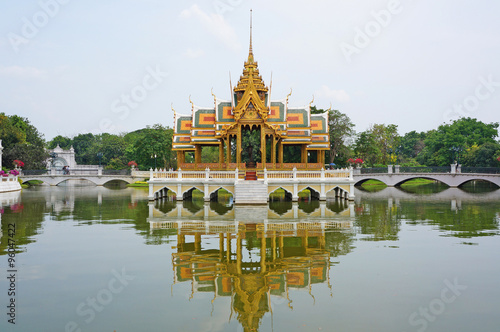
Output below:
[354,131,380,166]
[0,113,26,149]
[3,143,49,170]
[399,131,426,160]
[72,133,97,164]
[48,135,72,149]
[129,124,174,169]
[420,118,499,166]
[0,114,47,169]
[241,128,261,163]
[462,142,500,167]
[370,124,400,165]
[327,109,355,164]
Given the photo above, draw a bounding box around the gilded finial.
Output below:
[326,102,332,113]
[286,88,293,106]
[189,95,194,109]
[309,95,315,107]
[171,102,176,117]
[249,9,253,55]
[211,87,217,104]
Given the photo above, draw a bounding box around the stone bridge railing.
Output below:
[354,165,500,175]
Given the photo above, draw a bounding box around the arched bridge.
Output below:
[353,166,500,187]
[20,169,150,186]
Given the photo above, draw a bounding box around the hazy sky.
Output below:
[1,0,499,140]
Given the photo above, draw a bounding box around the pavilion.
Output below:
[172,15,330,171]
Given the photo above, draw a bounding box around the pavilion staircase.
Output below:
[244,170,258,180]
[234,180,268,204]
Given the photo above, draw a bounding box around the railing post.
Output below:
[388,165,393,174]
[349,167,354,180]
[457,164,461,174]
[178,168,182,179]
[149,168,153,180]
[97,166,102,176]
[235,168,239,181]
[321,168,325,180]
[50,167,56,176]
[293,167,297,179]
[450,164,456,174]
[205,168,210,180]
[395,165,400,174]
[264,168,267,181]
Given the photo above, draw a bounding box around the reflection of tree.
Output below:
[268,200,292,216]
[209,200,233,216]
[355,196,500,240]
[354,200,401,241]
[0,199,45,256]
[298,199,320,214]
[326,198,349,213]
[399,200,500,238]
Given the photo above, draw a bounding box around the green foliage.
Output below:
[419,118,499,166]
[201,146,220,163]
[105,157,126,170]
[241,128,261,163]
[326,108,355,165]
[127,124,174,169]
[48,135,72,149]
[354,131,380,166]
[0,114,47,169]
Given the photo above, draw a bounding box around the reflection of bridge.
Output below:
[148,200,355,224]
[20,169,150,186]
[353,165,500,187]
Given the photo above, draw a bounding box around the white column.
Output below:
[388,165,393,174]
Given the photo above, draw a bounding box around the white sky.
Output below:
[1,0,499,140]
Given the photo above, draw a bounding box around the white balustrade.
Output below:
[150,168,352,181]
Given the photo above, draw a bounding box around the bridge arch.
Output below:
[354,178,386,186]
[153,186,177,200]
[326,186,350,200]
[393,176,449,187]
[21,176,135,186]
[182,186,204,200]
[209,186,234,201]
[268,187,293,201]
[455,178,500,188]
[297,186,320,200]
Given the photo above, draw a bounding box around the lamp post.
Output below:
[50,152,58,167]
[450,146,461,164]
[97,152,103,167]
[151,154,157,169]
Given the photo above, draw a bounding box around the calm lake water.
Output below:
[1,183,499,332]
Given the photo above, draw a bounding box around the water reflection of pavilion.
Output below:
[167,220,350,332]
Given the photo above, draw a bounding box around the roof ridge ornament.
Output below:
[309,95,315,108]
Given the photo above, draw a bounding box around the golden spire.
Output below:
[234,10,267,95]
[249,9,253,62]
